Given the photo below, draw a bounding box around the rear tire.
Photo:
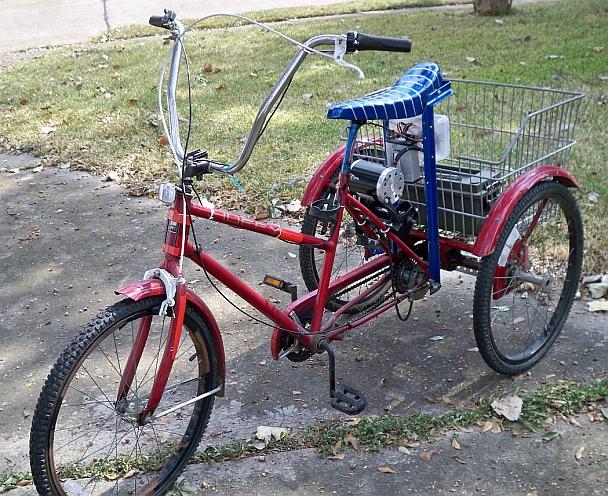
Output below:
[473,181,583,375]
[30,296,219,496]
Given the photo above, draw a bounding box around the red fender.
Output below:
[301,145,345,206]
[116,279,226,391]
[473,165,580,257]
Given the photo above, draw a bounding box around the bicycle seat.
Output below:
[327,62,444,121]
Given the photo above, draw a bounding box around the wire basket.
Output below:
[348,80,584,240]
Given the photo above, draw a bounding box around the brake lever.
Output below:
[334,38,365,79]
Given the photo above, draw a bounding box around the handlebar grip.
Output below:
[149,16,167,28]
[149,10,176,29]
[346,32,412,53]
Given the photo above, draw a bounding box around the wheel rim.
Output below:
[488,192,578,363]
[48,306,211,495]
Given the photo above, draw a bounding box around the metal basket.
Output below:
[347,80,584,240]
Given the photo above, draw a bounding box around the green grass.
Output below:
[0,0,606,268]
[3,378,606,492]
[101,0,468,41]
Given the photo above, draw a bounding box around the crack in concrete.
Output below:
[102,0,110,31]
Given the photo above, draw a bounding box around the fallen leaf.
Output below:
[344,434,360,451]
[332,440,343,455]
[482,420,496,433]
[600,407,608,420]
[203,63,213,73]
[465,56,477,63]
[491,395,523,421]
[255,425,289,445]
[16,480,30,487]
[377,466,397,474]
[329,453,345,460]
[215,84,226,91]
[19,98,29,106]
[159,136,169,146]
[491,422,502,434]
[39,125,56,135]
[588,300,608,312]
[429,427,440,436]
[575,446,585,460]
[398,446,411,455]
[451,438,461,450]
[419,450,436,461]
[442,397,455,406]
[128,98,137,107]
[569,417,582,428]
[404,441,420,448]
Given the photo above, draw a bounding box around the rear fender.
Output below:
[301,145,345,206]
[473,166,579,257]
[116,279,226,392]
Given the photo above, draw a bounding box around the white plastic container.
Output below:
[386,114,451,183]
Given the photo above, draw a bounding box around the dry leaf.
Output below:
[377,466,397,474]
[398,446,411,455]
[203,63,213,73]
[405,441,420,448]
[19,98,29,106]
[575,446,585,460]
[419,450,436,461]
[569,417,582,428]
[429,427,440,437]
[491,422,502,434]
[344,434,360,451]
[442,397,455,406]
[451,438,461,450]
[128,98,137,107]
[255,425,289,445]
[159,136,169,146]
[329,453,345,460]
[332,440,343,456]
[492,395,523,421]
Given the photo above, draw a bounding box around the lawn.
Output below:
[0,0,606,269]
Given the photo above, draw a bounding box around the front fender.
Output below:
[473,166,579,257]
[116,280,226,390]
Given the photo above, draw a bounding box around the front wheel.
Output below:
[473,181,583,375]
[30,296,219,496]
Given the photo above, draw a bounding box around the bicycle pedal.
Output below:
[262,274,298,302]
[330,384,367,415]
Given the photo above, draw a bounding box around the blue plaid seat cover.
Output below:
[327,62,444,121]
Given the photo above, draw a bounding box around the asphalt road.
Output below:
[0,0,353,53]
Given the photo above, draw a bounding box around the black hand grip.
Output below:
[346,32,412,53]
[149,10,176,29]
[149,15,166,28]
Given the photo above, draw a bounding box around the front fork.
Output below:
[116,191,192,424]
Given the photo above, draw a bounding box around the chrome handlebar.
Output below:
[158,13,357,176]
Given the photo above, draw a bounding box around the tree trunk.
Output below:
[473,0,513,15]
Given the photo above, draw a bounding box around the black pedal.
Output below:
[262,274,298,302]
[331,385,367,415]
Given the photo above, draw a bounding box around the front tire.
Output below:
[473,181,583,375]
[30,296,219,496]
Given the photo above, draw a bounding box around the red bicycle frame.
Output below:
[119,176,432,421]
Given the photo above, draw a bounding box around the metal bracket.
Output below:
[144,268,185,316]
[334,38,365,79]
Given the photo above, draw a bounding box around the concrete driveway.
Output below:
[1,0,352,53]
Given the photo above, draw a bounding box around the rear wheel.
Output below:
[473,181,583,375]
[30,296,219,496]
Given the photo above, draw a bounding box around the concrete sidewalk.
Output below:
[1,0,352,53]
[1,153,607,494]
